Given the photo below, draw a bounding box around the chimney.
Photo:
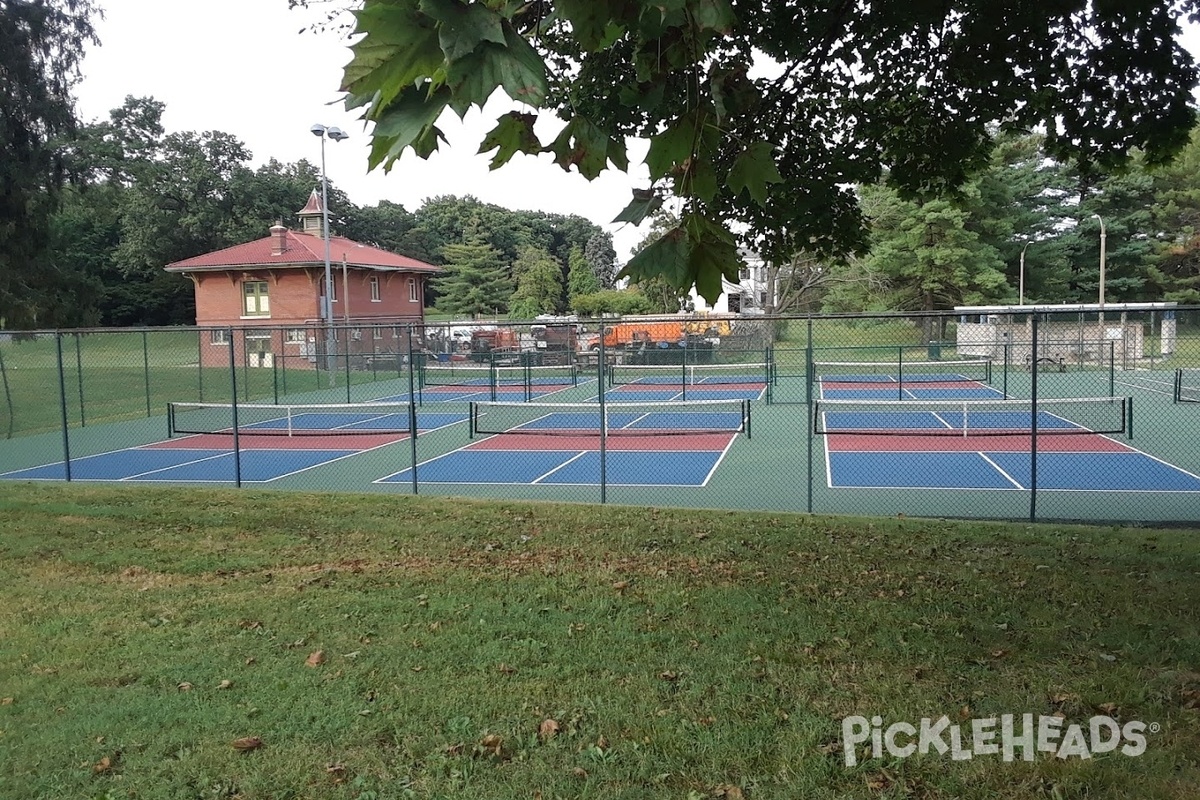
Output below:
[270,221,287,256]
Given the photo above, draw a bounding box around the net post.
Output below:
[469,401,475,439]
[1127,396,1133,440]
[681,357,688,403]
[1175,368,1182,403]
[167,403,175,438]
[489,357,497,402]
[229,328,242,488]
[744,399,751,439]
[806,398,815,513]
[525,357,532,403]
[897,346,904,401]
[272,341,279,405]
[56,333,72,482]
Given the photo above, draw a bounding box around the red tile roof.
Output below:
[165,230,440,273]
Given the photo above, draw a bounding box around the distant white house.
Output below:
[688,250,775,314]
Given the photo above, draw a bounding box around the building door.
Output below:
[246,331,273,368]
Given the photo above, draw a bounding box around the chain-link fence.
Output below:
[2,309,1198,523]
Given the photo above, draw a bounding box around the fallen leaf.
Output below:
[596,734,609,750]
[177,682,193,692]
[1095,702,1119,716]
[217,680,233,690]
[305,650,325,668]
[539,718,560,741]
[326,762,346,774]
[659,670,679,682]
[0,697,12,706]
[991,649,1009,659]
[612,580,630,592]
[1099,652,1118,662]
[497,663,517,675]
[245,657,256,666]
[712,786,744,800]
[233,736,263,751]
[571,766,588,779]
[93,755,115,774]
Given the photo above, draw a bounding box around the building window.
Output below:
[759,291,768,305]
[728,293,742,314]
[242,281,269,317]
[209,329,229,345]
[739,268,750,281]
[370,275,380,302]
[408,278,418,303]
[328,278,337,302]
[285,328,306,344]
[372,325,383,340]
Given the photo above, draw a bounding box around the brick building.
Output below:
[165,191,439,368]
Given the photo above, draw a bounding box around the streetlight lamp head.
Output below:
[328,127,349,142]
[310,123,327,137]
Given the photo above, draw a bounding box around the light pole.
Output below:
[311,123,348,379]
[1019,241,1030,306]
[1092,213,1106,327]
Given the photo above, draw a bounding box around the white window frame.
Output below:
[370,275,381,302]
[209,329,229,345]
[372,325,383,340]
[285,328,306,344]
[408,278,418,303]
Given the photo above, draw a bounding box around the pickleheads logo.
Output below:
[841,714,1153,767]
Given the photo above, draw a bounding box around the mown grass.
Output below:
[0,483,1197,799]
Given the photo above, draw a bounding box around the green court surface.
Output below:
[3,352,1199,524]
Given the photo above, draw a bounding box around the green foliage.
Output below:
[433,239,513,316]
[0,0,100,328]
[508,245,565,318]
[570,289,654,316]
[566,247,600,299]
[342,0,1200,305]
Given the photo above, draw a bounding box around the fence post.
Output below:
[806,316,814,514]
[599,329,607,504]
[74,332,85,427]
[143,330,152,416]
[344,339,352,403]
[198,329,204,401]
[0,343,14,440]
[1030,316,1039,523]
[407,326,419,495]
[229,329,241,488]
[56,333,72,482]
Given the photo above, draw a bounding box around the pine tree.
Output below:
[433,240,513,317]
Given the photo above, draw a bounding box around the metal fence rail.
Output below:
[1,309,1198,524]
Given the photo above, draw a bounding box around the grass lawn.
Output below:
[0,484,1197,799]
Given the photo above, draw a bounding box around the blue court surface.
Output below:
[3,412,467,484]
[378,448,725,487]
[827,449,1200,492]
[2,446,365,483]
[819,373,1200,493]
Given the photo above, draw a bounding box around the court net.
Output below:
[469,399,750,437]
[608,362,772,386]
[1176,368,1200,403]
[813,396,1130,437]
[421,363,580,390]
[168,401,413,437]
[815,358,992,384]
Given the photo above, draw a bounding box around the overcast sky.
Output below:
[74,0,651,258]
[74,1,1200,262]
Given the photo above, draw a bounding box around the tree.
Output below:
[1,0,100,327]
[508,245,564,319]
[340,0,1198,305]
[571,289,654,317]
[433,239,512,317]
[566,246,600,300]
[584,231,617,289]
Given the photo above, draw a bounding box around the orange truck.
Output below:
[580,319,689,351]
